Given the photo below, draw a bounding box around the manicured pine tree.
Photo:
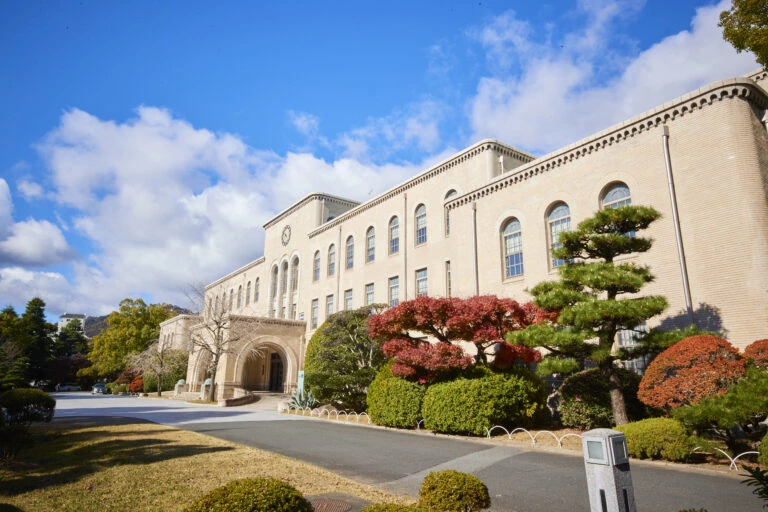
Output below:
[20,298,56,383]
[507,205,668,425]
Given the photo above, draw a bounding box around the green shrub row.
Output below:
[422,368,546,436]
[616,418,695,462]
[0,388,56,425]
[367,363,425,429]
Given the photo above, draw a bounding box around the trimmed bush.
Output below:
[616,418,695,462]
[745,339,768,369]
[185,477,313,512]
[422,369,546,436]
[638,335,745,410]
[112,384,128,395]
[129,375,143,393]
[0,388,56,425]
[367,363,425,428]
[559,367,645,430]
[419,470,490,512]
[760,431,768,467]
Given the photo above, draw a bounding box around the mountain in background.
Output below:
[83,304,193,338]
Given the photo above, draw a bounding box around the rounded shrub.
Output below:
[615,418,695,462]
[559,367,645,430]
[745,339,768,369]
[422,368,546,436]
[418,470,490,512]
[185,477,313,512]
[112,384,128,395]
[760,431,768,467]
[0,388,56,425]
[367,362,425,428]
[638,335,745,410]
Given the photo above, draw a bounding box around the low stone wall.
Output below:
[218,393,257,407]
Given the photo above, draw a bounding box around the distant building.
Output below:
[57,313,86,334]
[161,69,768,400]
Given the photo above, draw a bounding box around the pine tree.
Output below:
[508,205,668,425]
[20,298,55,383]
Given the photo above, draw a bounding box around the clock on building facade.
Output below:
[281,225,291,246]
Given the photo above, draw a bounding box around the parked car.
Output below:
[91,383,107,394]
[58,383,81,391]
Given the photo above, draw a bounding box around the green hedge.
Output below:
[616,418,694,462]
[760,432,768,467]
[422,369,546,436]
[0,388,56,425]
[559,367,646,430]
[419,470,490,512]
[185,477,313,512]
[367,363,425,429]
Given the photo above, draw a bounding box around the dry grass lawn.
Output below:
[0,418,410,512]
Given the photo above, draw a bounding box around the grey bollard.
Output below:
[582,429,636,512]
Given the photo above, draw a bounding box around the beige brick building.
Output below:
[165,70,768,400]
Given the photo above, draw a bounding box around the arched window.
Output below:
[415,204,427,245]
[290,256,299,319]
[366,227,375,262]
[269,266,278,317]
[389,216,399,255]
[602,182,631,209]
[548,202,571,268]
[327,244,336,276]
[214,295,219,314]
[255,278,260,302]
[237,285,242,309]
[229,289,234,311]
[313,251,321,281]
[246,281,251,306]
[345,236,354,269]
[444,190,457,236]
[502,218,524,278]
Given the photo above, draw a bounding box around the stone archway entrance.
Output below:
[239,346,287,392]
[268,353,284,392]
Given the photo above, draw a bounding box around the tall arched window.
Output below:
[214,295,219,314]
[327,244,336,276]
[444,190,457,236]
[229,289,234,311]
[415,204,427,245]
[313,251,321,281]
[246,281,251,306]
[290,256,299,319]
[366,227,375,262]
[389,216,399,255]
[254,278,260,302]
[237,285,242,309]
[345,236,354,269]
[269,266,278,317]
[602,182,631,209]
[548,202,571,268]
[502,218,524,278]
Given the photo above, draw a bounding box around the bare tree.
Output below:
[185,283,263,402]
[127,338,188,397]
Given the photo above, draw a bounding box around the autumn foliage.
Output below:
[638,335,746,410]
[369,296,544,383]
[744,339,768,369]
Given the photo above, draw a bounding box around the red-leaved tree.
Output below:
[638,334,746,410]
[369,296,545,383]
[744,338,768,369]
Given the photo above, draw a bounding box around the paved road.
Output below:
[55,393,764,511]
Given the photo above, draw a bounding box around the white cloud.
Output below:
[288,111,320,138]
[17,179,44,200]
[31,106,429,314]
[470,0,758,154]
[0,267,80,314]
[0,178,75,267]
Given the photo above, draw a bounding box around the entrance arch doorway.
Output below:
[269,353,284,392]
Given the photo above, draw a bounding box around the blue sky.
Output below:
[0,0,758,319]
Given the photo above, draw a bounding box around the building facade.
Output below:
[165,70,768,400]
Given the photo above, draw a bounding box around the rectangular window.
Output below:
[326,294,335,317]
[366,230,375,262]
[416,217,427,245]
[365,283,375,306]
[346,241,354,269]
[445,261,452,297]
[389,276,399,307]
[311,299,319,329]
[505,231,524,278]
[390,222,399,254]
[344,289,353,310]
[415,268,428,297]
